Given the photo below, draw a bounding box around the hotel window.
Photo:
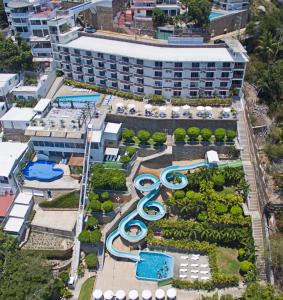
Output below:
[173,91,181,97]
[88,77,94,82]
[154,90,162,95]
[123,66,129,72]
[190,82,198,88]
[112,82,118,87]
[205,91,212,97]
[219,91,227,96]
[124,84,130,90]
[97,53,104,59]
[77,66,82,72]
[98,62,104,68]
[137,78,144,84]
[110,64,116,70]
[174,82,181,88]
[207,62,215,68]
[174,72,182,78]
[155,81,162,87]
[155,61,163,67]
[123,76,130,81]
[122,57,129,63]
[137,69,143,75]
[192,62,199,68]
[100,80,106,85]
[137,59,143,65]
[155,71,162,77]
[111,73,117,79]
[174,62,182,68]
[191,72,199,78]
[86,51,91,57]
[221,72,229,78]
[86,59,92,65]
[190,91,197,97]
[75,58,81,64]
[110,55,116,60]
[206,72,214,78]
[205,82,213,87]
[223,62,230,68]
[74,49,80,55]
[137,87,144,93]
[91,143,99,149]
[220,82,228,87]
[88,68,93,74]
[99,71,105,76]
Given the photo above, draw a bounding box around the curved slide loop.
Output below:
[106,161,209,261]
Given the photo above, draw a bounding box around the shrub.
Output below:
[126,146,136,158]
[152,131,167,145]
[85,253,98,269]
[197,211,208,222]
[230,205,242,216]
[215,202,228,214]
[226,130,237,142]
[174,190,185,199]
[174,128,186,141]
[101,200,114,213]
[100,192,109,201]
[86,216,98,229]
[89,230,102,243]
[212,175,225,190]
[120,155,131,164]
[148,94,165,104]
[122,129,135,142]
[88,192,99,202]
[137,130,151,143]
[187,127,200,140]
[238,248,246,261]
[89,200,101,212]
[78,230,90,243]
[201,128,212,141]
[214,128,226,142]
[240,260,253,274]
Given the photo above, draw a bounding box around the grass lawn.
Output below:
[78,276,95,300]
[216,247,240,277]
[39,191,79,208]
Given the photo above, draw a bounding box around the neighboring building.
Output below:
[0,107,36,131]
[213,0,248,11]
[0,102,8,119]
[4,217,26,238]
[33,98,52,117]
[0,73,19,101]
[25,106,122,162]
[50,28,248,98]
[0,142,30,194]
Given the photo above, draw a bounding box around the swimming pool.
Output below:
[55,94,101,108]
[209,11,224,20]
[23,160,64,182]
[136,251,174,281]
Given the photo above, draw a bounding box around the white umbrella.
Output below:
[204,106,212,112]
[129,289,139,300]
[104,290,114,300]
[172,107,180,112]
[182,105,190,110]
[144,104,152,110]
[142,289,152,300]
[155,289,165,300]
[223,107,231,114]
[196,106,204,111]
[159,106,166,112]
[128,104,136,109]
[116,103,124,108]
[167,288,177,299]
[116,290,126,300]
[93,289,103,300]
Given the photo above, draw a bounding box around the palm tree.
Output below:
[256,31,279,63]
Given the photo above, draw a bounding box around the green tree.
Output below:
[180,0,212,28]
[152,8,167,28]
[100,191,109,201]
[174,128,186,141]
[137,130,151,143]
[187,127,200,141]
[201,128,212,141]
[0,0,8,28]
[122,129,135,142]
[89,200,102,212]
[152,131,167,145]
[85,253,98,269]
[214,128,226,142]
[120,155,131,164]
[212,174,225,190]
[101,200,114,213]
[126,146,136,157]
[89,230,102,243]
[226,130,237,142]
[86,216,98,230]
[256,31,280,63]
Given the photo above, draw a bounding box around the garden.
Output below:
[146,166,256,290]
[39,191,79,209]
[121,129,167,147]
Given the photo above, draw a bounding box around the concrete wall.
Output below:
[210,10,248,36]
[106,114,237,133]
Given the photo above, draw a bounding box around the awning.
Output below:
[105,148,119,157]
[206,150,220,164]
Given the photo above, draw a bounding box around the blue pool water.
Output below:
[209,11,224,20]
[55,94,101,108]
[23,160,64,182]
[136,251,174,281]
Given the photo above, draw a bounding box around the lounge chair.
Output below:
[179,274,187,279]
[181,255,188,259]
[191,270,199,273]
[200,264,208,268]
[191,275,199,279]
[180,269,188,272]
[201,276,209,280]
[191,257,199,261]
[180,263,188,267]
[191,264,199,267]
[200,271,209,274]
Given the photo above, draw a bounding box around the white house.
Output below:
[33,98,52,117]
[4,217,26,239]
[0,142,30,194]
[0,73,19,101]
[0,107,36,131]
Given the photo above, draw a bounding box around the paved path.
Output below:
[46,76,63,99]
[236,99,267,281]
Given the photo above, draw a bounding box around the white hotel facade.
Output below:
[48,15,248,99]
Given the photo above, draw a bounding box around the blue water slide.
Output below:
[134,174,160,192]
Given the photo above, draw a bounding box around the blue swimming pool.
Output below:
[209,11,224,20]
[23,160,64,182]
[136,251,174,281]
[55,94,101,108]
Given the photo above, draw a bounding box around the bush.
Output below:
[214,128,226,142]
[215,202,228,214]
[100,192,109,201]
[148,94,165,104]
[86,216,98,229]
[240,260,253,274]
[122,129,135,142]
[174,190,185,199]
[187,127,200,141]
[171,97,232,107]
[126,146,136,158]
[88,192,99,202]
[238,248,246,261]
[174,128,186,141]
[212,175,225,190]
[85,253,98,269]
[230,205,242,216]
[197,211,208,222]
[78,230,90,243]
[201,128,212,141]
[152,131,167,145]
[137,130,151,143]
[89,230,102,243]
[101,200,114,213]
[120,155,131,164]
[226,130,237,142]
[89,200,101,212]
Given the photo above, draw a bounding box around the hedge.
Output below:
[171,97,232,107]
[64,79,143,101]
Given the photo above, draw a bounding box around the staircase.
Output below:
[236,100,267,281]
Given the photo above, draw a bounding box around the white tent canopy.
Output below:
[128,104,136,109]
[155,289,165,299]
[223,107,231,114]
[128,290,139,300]
[204,106,212,112]
[144,104,152,110]
[172,107,180,112]
[115,290,126,300]
[116,102,124,108]
[167,288,177,299]
[206,150,220,164]
[183,105,190,110]
[196,106,204,111]
[142,289,152,300]
[93,289,103,300]
[159,106,166,111]
[104,290,114,300]
[105,147,119,157]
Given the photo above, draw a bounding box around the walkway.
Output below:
[236,99,267,281]
[46,76,63,99]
